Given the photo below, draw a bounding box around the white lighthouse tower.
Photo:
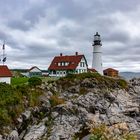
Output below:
[92,32,103,75]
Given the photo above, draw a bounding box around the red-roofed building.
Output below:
[88,68,97,73]
[103,68,119,77]
[0,65,12,84]
[48,52,88,77]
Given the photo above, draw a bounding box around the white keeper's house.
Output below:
[0,65,12,84]
[28,66,42,77]
[48,52,88,77]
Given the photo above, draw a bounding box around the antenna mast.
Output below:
[2,41,6,65]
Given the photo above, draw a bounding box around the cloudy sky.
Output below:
[0,0,140,71]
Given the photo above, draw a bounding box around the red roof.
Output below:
[103,68,118,72]
[48,54,87,70]
[0,65,12,77]
[88,68,97,72]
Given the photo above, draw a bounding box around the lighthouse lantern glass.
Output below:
[94,35,100,41]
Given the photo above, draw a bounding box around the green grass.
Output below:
[11,77,29,85]
[0,83,43,131]
[11,77,58,86]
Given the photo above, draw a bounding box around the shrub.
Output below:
[58,72,128,91]
[117,79,128,89]
[65,72,101,80]
[79,87,88,95]
[0,109,11,126]
[16,85,30,95]
[28,89,42,107]
[49,95,65,107]
[77,72,101,79]
[65,73,77,79]
[0,82,43,131]
[28,77,42,87]
[0,83,23,126]
[89,124,137,140]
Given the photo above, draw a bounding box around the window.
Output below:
[80,62,82,67]
[65,62,69,66]
[53,71,56,74]
[80,62,85,67]
[83,63,85,67]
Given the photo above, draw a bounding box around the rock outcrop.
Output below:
[1,75,140,140]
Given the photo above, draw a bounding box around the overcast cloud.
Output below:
[0,0,140,71]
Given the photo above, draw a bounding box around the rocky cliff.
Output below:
[1,74,140,140]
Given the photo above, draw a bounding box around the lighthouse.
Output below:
[92,32,103,75]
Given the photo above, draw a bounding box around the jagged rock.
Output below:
[23,123,47,140]
[51,112,59,119]
[9,130,19,140]
[80,78,97,88]
[22,111,31,120]
[67,85,80,93]
[0,135,2,140]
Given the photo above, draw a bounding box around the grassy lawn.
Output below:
[11,77,59,86]
[11,77,29,85]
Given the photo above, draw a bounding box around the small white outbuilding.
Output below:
[0,65,12,84]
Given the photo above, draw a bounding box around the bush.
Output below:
[0,83,23,126]
[117,79,128,89]
[0,82,43,130]
[58,72,128,91]
[28,77,42,87]
[89,124,137,140]
[49,95,65,107]
[65,72,101,80]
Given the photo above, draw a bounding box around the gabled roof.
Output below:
[48,54,87,70]
[29,66,41,72]
[0,65,12,77]
[103,68,118,72]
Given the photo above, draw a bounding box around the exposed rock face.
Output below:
[1,77,140,140]
[46,89,140,140]
[23,123,47,140]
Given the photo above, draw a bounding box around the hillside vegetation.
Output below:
[57,73,128,90]
[0,78,43,132]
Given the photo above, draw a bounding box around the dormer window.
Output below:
[62,62,64,66]
[65,62,69,66]
[58,62,70,66]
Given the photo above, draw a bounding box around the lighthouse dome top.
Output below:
[95,32,100,36]
[94,32,101,41]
